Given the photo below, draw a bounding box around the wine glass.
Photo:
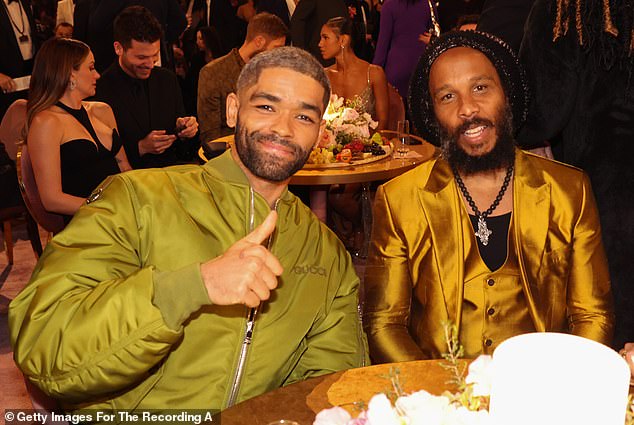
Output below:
[396,120,410,157]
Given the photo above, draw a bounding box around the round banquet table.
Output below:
[216,359,463,425]
[289,132,437,186]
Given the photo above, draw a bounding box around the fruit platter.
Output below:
[305,94,394,169]
[305,132,393,169]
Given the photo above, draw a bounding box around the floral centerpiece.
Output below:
[307,94,388,165]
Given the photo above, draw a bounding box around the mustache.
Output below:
[454,117,495,136]
[251,132,296,151]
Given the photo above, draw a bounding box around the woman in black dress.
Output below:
[26,38,131,221]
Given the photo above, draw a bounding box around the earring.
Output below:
[69,80,76,90]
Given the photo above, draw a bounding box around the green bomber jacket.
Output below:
[9,151,368,412]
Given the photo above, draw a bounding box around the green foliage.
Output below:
[380,366,406,404]
[439,322,490,412]
[440,321,467,388]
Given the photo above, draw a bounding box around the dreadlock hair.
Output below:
[552,0,633,67]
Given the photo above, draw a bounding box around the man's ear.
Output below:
[226,92,239,128]
[253,35,266,50]
[114,41,124,56]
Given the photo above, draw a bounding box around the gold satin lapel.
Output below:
[420,161,465,327]
[513,150,550,332]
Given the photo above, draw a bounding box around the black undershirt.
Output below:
[469,212,512,271]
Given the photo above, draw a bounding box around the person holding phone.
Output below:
[95,6,199,169]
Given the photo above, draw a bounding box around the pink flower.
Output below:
[341,107,360,122]
[314,407,352,425]
[319,128,336,148]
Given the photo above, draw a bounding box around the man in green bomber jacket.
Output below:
[9,47,368,413]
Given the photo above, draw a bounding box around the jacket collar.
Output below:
[230,47,247,68]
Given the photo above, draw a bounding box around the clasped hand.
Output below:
[138,117,198,156]
[175,116,198,139]
[138,130,177,155]
[201,211,283,308]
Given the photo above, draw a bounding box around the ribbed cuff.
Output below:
[152,263,211,330]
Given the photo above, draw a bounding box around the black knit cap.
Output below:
[408,30,529,146]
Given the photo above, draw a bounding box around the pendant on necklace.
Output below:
[475,215,492,246]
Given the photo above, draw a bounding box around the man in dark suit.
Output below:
[187,0,245,56]
[290,0,347,66]
[0,0,38,118]
[477,0,535,53]
[257,0,291,26]
[73,0,187,73]
[95,6,198,169]
[437,0,485,34]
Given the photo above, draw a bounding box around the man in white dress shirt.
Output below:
[0,0,37,117]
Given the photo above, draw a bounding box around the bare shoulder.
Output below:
[325,66,341,83]
[369,64,387,79]
[84,101,116,126]
[28,109,64,146]
[30,108,62,129]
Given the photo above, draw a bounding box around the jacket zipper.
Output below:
[357,303,367,367]
[226,189,279,407]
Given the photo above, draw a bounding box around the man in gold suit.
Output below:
[363,30,614,362]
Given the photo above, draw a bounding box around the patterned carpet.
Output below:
[0,217,45,412]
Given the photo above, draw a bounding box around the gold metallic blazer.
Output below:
[364,149,614,363]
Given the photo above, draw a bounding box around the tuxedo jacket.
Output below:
[0,0,36,78]
[95,63,187,169]
[363,149,614,362]
[1,0,38,117]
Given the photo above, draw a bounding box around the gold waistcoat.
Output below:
[460,213,535,357]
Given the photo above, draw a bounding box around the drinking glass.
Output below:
[396,120,410,156]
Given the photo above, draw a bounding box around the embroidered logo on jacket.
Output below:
[291,265,327,277]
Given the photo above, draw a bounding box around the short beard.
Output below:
[440,104,516,175]
[234,120,311,182]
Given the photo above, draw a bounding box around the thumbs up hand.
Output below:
[201,211,283,307]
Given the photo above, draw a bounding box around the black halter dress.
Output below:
[56,102,122,221]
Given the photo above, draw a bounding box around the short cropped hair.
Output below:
[409,30,529,146]
[113,6,163,49]
[236,46,331,112]
[245,12,288,42]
